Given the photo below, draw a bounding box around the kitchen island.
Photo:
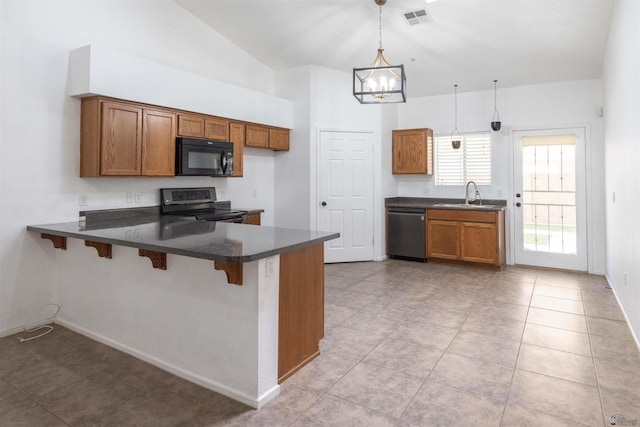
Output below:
[27,215,338,408]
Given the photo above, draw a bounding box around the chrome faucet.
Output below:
[465,181,481,205]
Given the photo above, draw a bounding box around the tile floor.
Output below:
[2,260,640,426]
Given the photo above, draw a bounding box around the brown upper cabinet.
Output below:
[246,124,290,151]
[177,114,230,141]
[229,122,245,177]
[81,97,176,177]
[80,96,289,177]
[392,128,433,174]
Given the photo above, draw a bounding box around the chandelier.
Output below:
[353,0,406,104]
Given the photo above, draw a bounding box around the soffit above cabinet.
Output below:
[68,45,293,130]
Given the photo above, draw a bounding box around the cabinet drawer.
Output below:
[427,209,497,223]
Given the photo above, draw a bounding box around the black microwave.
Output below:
[175,137,234,177]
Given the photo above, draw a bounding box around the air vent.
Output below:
[403,9,430,26]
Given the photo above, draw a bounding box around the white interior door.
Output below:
[513,128,588,270]
[318,130,374,263]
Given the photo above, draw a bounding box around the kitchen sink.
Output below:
[432,203,500,209]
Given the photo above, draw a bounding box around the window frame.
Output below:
[434,132,492,186]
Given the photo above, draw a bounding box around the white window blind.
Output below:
[435,133,492,186]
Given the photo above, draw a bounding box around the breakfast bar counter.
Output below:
[27,216,339,409]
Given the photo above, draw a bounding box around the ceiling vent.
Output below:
[403,9,430,25]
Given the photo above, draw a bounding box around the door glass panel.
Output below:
[521,134,577,255]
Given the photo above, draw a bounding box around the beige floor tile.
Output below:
[341,309,405,335]
[401,380,504,427]
[429,352,514,401]
[324,288,378,310]
[527,307,587,333]
[508,369,603,427]
[535,275,582,289]
[363,337,443,378]
[320,326,387,359]
[388,320,459,350]
[284,350,359,392]
[482,287,533,306]
[533,284,582,301]
[462,312,525,342]
[472,301,529,322]
[0,399,68,427]
[448,330,521,367]
[290,395,398,426]
[522,323,591,356]
[594,356,640,398]
[601,392,640,427]
[583,298,626,321]
[586,316,634,338]
[516,344,597,385]
[410,305,470,329]
[328,362,423,418]
[590,333,640,364]
[530,294,584,315]
[501,404,591,426]
[323,302,356,327]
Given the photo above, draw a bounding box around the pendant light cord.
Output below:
[454,84,459,132]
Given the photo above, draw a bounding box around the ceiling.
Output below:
[173,0,614,98]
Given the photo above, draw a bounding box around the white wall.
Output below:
[273,65,390,260]
[602,0,640,342]
[395,80,606,273]
[0,0,278,335]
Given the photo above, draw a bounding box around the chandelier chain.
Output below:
[378,4,383,49]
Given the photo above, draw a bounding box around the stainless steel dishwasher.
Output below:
[387,207,426,261]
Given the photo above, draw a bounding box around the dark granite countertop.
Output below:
[385,197,507,212]
[27,216,339,263]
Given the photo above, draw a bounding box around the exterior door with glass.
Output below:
[513,128,588,271]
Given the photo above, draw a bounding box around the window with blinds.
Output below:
[434,133,492,185]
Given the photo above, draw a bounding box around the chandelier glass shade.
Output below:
[353,0,406,104]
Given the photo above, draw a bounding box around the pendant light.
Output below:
[491,79,501,131]
[353,0,407,104]
[451,84,461,149]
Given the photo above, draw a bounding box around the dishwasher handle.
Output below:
[388,207,426,215]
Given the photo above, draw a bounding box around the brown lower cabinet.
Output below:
[426,209,505,268]
[278,244,324,382]
[246,212,261,225]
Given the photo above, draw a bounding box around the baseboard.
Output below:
[604,274,640,353]
[55,319,279,409]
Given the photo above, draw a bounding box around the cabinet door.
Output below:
[177,114,204,138]
[245,124,269,148]
[460,221,497,264]
[427,220,459,259]
[392,129,433,174]
[269,128,290,151]
[205,118,229,140]
[142,109,176,176]
[100,101,142,176]
[246,213,261,225]
[229,122,245,177]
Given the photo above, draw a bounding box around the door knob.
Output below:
[516,202,521,207]
[321,201,327,206]
[516,193,521,198]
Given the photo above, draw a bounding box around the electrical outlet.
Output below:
[135,193,142,203]
[266,257,275,278]
[126,192,134,203]
[79,194,88,206]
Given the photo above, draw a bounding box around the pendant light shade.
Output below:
[491,79,501,131]
[353,0,407,104]
[451,84,461,149]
